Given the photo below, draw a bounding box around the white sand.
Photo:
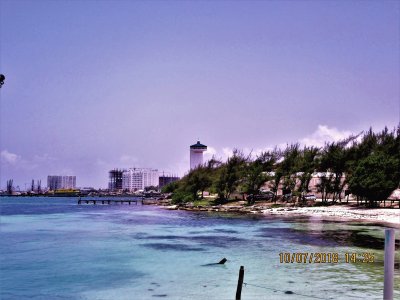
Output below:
[263,206,400,225]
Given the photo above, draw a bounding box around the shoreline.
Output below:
[264,205,400,226]
[3,196,398,226]
[161,201,400,227]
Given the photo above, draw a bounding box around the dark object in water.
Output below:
[0,74,4,88]
[285,291,294,294]
[218,258,227,264]
[201,257,228,266]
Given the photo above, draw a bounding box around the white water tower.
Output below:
[190,141,207,170]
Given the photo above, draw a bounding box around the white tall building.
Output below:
[47,175,76,190]
[190,141,207,170]
[122,168,159,191]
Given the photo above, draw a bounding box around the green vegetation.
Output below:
[193,198,214,206]
[164,126,400,206]
[347,128,400,206]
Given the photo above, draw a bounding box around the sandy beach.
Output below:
[165,201,400,226]
[264,205,400,226]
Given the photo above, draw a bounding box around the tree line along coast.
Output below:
[162,126,400,210]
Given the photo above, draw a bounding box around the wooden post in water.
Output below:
[235,266,244,300]
[384,228,395,300]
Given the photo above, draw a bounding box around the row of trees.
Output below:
[164,126,400,206]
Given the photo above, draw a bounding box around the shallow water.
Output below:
[0,197,399,299]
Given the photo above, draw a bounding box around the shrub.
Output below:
[171,191,195,204]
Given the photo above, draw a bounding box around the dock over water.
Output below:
[78,199,142,205]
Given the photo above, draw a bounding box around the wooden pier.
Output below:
[77,199,142,205]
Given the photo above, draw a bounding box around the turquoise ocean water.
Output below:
[0,197,399,300]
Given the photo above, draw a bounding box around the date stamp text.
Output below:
[278,252,375,264]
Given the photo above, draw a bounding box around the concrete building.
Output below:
[190,141,207,170]
[108,169,124,191]
[159,173,180,189]
[122,168,159,191]
[47,175,76,190]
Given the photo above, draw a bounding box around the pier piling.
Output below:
[384,229,395,300]
[236,266,244,300]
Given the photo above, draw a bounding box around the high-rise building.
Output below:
[108,169,124,191]
[159,173,180,189]
[122,168,159,191]
[190,141,207,170]
[47,175,76,190]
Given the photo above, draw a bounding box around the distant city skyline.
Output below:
[1,1,399,189]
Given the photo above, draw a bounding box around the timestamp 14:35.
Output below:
[278,252,375,264]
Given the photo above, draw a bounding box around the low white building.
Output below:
[122,168,159,191]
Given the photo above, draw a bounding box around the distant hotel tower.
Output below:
[122,168,159,192]
[47,175,76,191]
[190,141,207,170]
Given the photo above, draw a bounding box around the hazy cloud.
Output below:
[119,154,138,166]
[222,147,234,159]
[299,125,352,147]
[33,153,56,163]
[1,150,20,164]
[204,146,217,160]
[1,150,57,172]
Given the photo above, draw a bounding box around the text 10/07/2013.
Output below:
[279,252,375,264]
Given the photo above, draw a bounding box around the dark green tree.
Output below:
[194,166,213,199]
[296,146,320,200]
[144,185,159,192]
[348,151,400,206]
[315,173,334,203]
[318,142,347,202]
[161,181,180,193]
[278,144,301,197]
[243,159,266,200]
[347,126,400,206]
[214,150,247,200]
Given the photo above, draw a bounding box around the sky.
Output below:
[0,0,399,189]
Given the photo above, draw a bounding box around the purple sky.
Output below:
[1,0,399,189]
